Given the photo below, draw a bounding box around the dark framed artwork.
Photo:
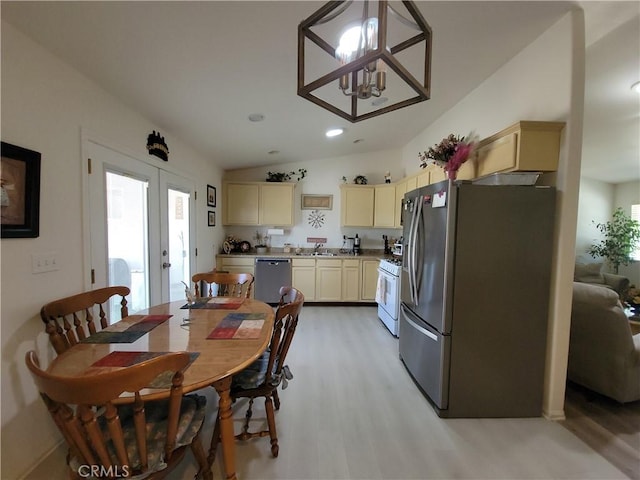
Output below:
[208,211,216,227]
[207,185,216,207]
[1,141,41,238]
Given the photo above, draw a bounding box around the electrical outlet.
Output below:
[31,252,60,274]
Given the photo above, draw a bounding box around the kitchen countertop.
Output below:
[217,249,390,261]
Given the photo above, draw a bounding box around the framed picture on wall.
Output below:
[207,185,216,207]
[208,211,216,227]
[1,141,41,238]
[301,194,333,210]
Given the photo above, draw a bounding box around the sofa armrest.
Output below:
[602,273,630,296]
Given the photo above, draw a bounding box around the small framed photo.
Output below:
[1,141,41,238]
[208,210,216,227]
[207,184,216,207]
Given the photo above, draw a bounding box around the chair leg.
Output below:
[273,389,281,410]
[265,396,279,457]
[236,398,254,441]
[207,414,221,467]
[190,431,213,480]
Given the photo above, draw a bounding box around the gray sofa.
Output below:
[568,282,640,403]
[573,262,630,296]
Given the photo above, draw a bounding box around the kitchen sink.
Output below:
[296,252,337,257]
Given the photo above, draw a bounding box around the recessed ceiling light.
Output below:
[326,128,344,138]
[353,139,364,144]
[268,150,280,155]
[631,81,640,93]
[248,113,265,122]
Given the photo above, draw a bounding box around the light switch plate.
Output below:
[32,252,59,274]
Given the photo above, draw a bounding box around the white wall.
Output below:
[401,11,585,419]
[223,149,405,252]
[0,22,224,479]
[575,177,615,258]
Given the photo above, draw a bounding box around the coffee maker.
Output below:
[353,233,361,256]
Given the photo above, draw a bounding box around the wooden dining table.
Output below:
[47,297,275,480]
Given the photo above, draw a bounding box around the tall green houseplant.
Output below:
[588,207,640,273]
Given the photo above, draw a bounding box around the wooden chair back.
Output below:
[213,287,304,458]
[267,289,304,389]
[41,286,130,355]
[192,272,254,298]
[25,350,210,479]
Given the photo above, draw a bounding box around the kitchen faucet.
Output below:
[314,243,323,253]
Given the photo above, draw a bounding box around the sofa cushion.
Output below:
[574,262,604,284]
[568,282,640,403]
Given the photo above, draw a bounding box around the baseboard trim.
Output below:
[543,408,566,421]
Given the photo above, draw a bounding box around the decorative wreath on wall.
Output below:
[308,209,325,229]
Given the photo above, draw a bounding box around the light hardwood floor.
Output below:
[29,306,634,480]
[561,381,640,480]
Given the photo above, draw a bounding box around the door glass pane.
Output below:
[167,188,191,302]
[106,171,149,313]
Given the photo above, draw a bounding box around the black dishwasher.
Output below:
[254,258,292,304]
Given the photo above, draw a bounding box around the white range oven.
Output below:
[376,258,402,337]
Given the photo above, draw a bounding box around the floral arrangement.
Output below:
[418,133,478,179]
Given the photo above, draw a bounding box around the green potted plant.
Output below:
[588,207,640,273]
[266,169,307,182]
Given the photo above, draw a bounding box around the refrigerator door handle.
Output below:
[408,196,420,304]
[402,304,438,341]
[412,195,424,305]
[406,200,416,303]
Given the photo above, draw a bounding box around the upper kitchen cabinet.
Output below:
[222,181,295,226]
[341,185,374,227]
[474,121,564,177]
[374,184,396,228]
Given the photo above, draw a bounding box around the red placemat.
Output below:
[207,313,266,339]
[85,351,200,388]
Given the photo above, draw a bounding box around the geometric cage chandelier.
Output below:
[297,0,432,122]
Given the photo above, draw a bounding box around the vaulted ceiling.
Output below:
[2,1,638,183]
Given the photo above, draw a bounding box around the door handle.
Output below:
[162,262,171,269]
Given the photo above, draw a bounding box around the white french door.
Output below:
[85,139,195,312]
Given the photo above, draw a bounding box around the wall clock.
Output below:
[308,209,325,229]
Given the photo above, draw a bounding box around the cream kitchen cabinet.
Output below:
[342,259,361,301]
[415,169,430,188]
[292,258,316,301]
[340,185,375,227]
[315,258,343,301]
[373,184,396,228]
[361,259,380,301]
[216,256,255,275]
[474,121,564,177]
[394,181,407,228]
[222,182,294,226]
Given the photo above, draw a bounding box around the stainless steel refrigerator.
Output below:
[399,179,556,417]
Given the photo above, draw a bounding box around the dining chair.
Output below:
[192,272,254,298]
[40,286,130,355]
[209,287,304,459]
[25,350,212,480]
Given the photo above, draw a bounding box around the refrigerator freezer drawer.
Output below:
[399,304,450,409]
